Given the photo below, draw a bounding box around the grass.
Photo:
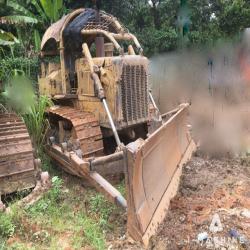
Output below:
[27,176,64,219]
[22,176,108,249]
[88,189,124,233]
[72,214,106,250]
[1,157,126,250]
[0,242,6,250]
[22,95,52,151]
[0,212,15,239]
[89,193,116,231]
[4,243,37,250]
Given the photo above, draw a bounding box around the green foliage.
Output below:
[50,176,63,200]
[25,176,106,250]
[89,193,115,231]
[6,1,35,18]
[218,0,250,35]
[33,29,41,51]
[27,176,63,216]
[6,242,37,250]
[1,15,38,25]
[0,242,6,250]
[40,0,63,23]
[0,55,39,83]
[3,75,35,113]
[75,214,106,250]
[88,182,125,233]
[0,0,65,55]
[5,0,64,25]
[0,212,15,239]
[137,26,178,55]
[0,173,125,249]
[99,0,250,54]
[39,153,55,172]
[2,0,250,57]
[0,1,38,48]
[0,29,19,46]
[117,181,126,197]
[22,95,52,150]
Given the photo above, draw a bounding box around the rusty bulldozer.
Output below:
[0,111,40,204]
[38,8,196,245]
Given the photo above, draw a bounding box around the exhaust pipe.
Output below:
[93,0,105,57]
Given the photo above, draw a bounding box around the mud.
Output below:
[150,155,250,250]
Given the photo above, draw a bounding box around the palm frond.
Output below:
[30,0,47,22]
[0,39,15,46]
[0,15,38,25]
[6,0,35,18]
[0,29,19,46]
[54,0,63,21]
[40,0,54,21]
[34,29,41,51]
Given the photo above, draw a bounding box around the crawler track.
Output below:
[0,113,37,195]
[47,106,104,158]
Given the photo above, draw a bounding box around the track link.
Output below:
[0,113,37,194]
[47,106,104,158]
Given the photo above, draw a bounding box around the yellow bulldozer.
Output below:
[38,8,196,245]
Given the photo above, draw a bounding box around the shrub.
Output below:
[0,212,15,239]
[0,56,39,84]
[22,95,52,150]
[27,176,63,216]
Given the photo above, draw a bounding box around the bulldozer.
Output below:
[0,111,40,206]
[0,74,41,206]
[39,8,196,245]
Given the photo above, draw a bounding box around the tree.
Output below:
[0,0,64,51]
[2,0,250,56]
[218,0,250,36]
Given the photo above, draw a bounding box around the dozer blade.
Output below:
[125,104,196,246]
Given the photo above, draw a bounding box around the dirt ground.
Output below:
[111,154,250,250]
[3,153,250,250]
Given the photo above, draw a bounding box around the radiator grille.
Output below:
[120,65,148,124]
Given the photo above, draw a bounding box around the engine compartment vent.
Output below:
[120,65,149,125]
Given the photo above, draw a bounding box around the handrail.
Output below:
[112,33,143,54]
[81,29,143,55]
[81,29,122,54]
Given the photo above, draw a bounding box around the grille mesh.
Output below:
[121,65,148,124]
[83,12,127,33]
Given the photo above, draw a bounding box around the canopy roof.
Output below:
[41,14,69,51]
[41,8,125,52]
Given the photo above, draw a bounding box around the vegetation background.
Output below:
[1,0,250,82]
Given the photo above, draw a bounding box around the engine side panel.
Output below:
[75,55,149,130]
